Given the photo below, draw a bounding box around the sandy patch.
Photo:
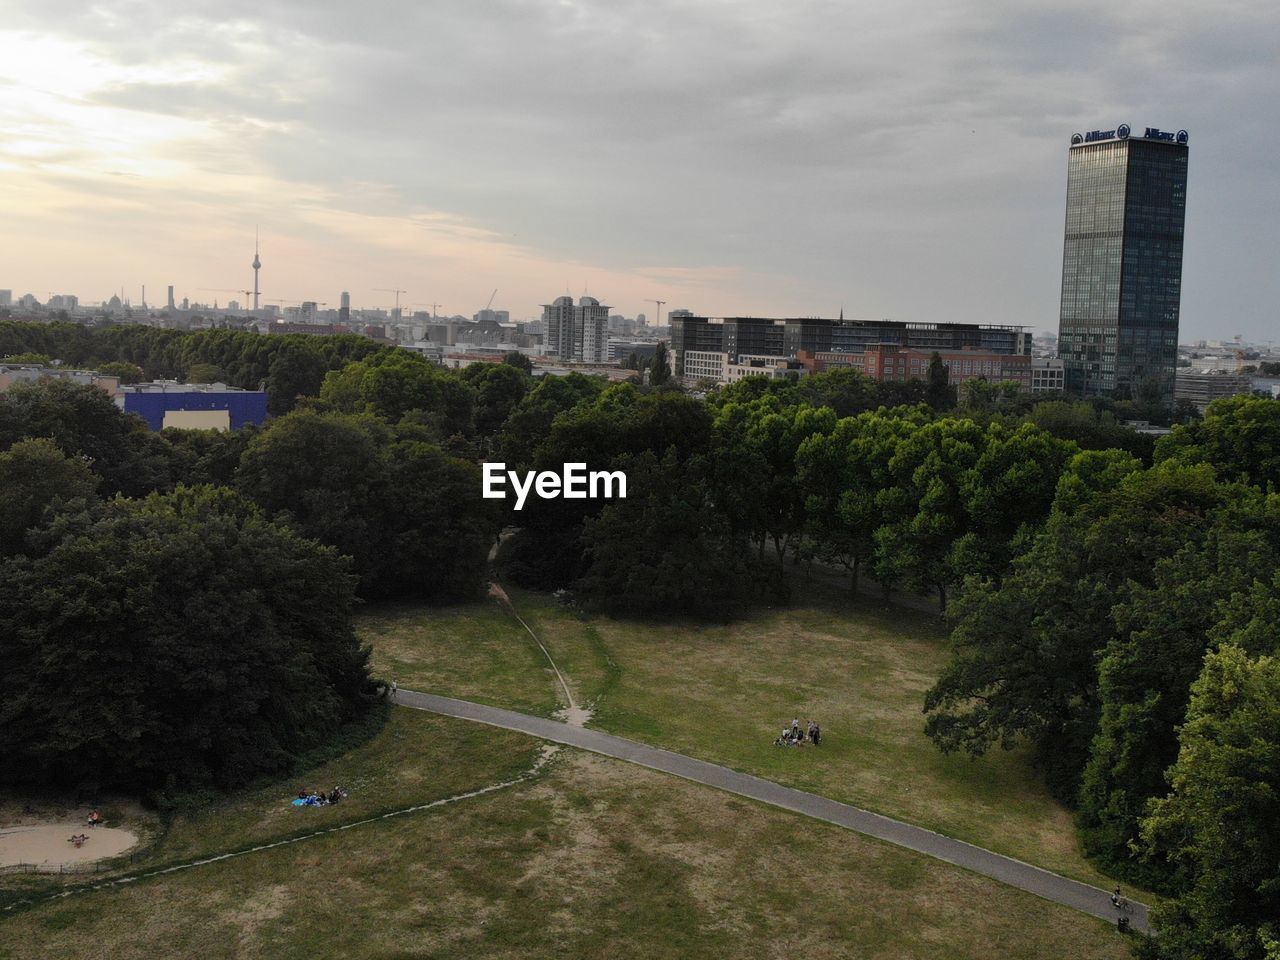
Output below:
[0,823,138,869]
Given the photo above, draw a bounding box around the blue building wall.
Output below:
[122,391,269,431]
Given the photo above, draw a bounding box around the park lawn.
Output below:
[361,598,560,716]
[586,584,1125,891]
[0,710,541,902]
[147,709,542,865]
[3,749,1131,960]
[355,582,1141,894]
[360,589,618,719]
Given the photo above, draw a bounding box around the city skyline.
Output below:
[1,2,1278,338]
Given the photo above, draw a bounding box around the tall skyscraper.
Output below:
[543,295,609,363]
[1057,124,1189,400]
[339,291,351,323]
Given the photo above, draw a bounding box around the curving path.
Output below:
[397,689,1149,933]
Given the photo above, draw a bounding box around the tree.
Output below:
[96,361,146,384]
[266,343,330,415]
[874,417,988,608]
[0,439,98,554]
[924,458,1219,800]
[649,341,673,386]
[237,410,390,593]
[796,410,922,593]
[460,362,530,437]
[1156,395,1280,489]
[237,410,496,601]
[162,425,257,487]
[926,352,954,410]
[0,486,372,796]
[0,379,172,497]
[1140,645,1280,960]
[712,397,836,576]
[578,451,752,620]
[959,378,1022,413]
[1078,491,1280,874]
[380,436,499,601]
[185,362,222,383]
[321,351,474,435]
[502,351,533,374]
[496,372,606,468]
[793,368,880,418]
[1,352,52,365]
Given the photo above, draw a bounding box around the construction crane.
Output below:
[646,299,667,328]
[485,288,498,311]
[374,288,406,314]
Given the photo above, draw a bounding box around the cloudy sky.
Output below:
[1,0,1277,338]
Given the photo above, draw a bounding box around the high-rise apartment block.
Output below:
[1058,124,1189,400]
[543,295,609,363]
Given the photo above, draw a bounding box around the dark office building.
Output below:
[1057,124,1189,400]
[669,315,1029,379]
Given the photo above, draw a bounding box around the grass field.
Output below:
[3,743,1130,960]
[359,580,1135,893]
[0,710,541,903]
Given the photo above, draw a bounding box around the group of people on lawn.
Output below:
[295,786,348,807]
[775,717,821,747]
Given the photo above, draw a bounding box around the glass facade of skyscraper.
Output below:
[1058,128,1188,399]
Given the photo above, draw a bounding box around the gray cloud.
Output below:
[6,0,1280,333]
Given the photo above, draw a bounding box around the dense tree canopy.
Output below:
[0,487,372,795]
[1140,644,1280,960]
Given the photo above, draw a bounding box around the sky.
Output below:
[0,0,1277,339]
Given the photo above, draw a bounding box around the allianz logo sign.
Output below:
[482,463,628,511]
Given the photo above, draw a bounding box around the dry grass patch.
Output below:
[3,746,1130,960]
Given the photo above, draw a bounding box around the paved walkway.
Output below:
[398,690,1148,933]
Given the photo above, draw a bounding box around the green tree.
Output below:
[924,458,1216,799]
[0,486,372,795]
[648,341,673,386]
[926,352,954,410]
[0,379,172,496]
[162,425,257,487]
[1078,490,1280,874]
[238,410,390,593]
[322,351,474,435]
[1140,645,1280,960]
[96,360,146,384]
[0,352,52,365]
[0,438,98,554]
[237,410,495,601]
[796,410,922,592]
[712,396,836,575]
[265,343,329,415]
[578,451,752,620]
[1156,395,1280,489]
[185,362,222,383]
[460,362,530,437]
[502,351,534,374]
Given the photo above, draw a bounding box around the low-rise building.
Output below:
[117,381,268,431]
[0,364,122,398]
[1175,371,1253,412]
[1031,358,1065,393]
[725,355,808,383]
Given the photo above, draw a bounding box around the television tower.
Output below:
[251,228,261,311]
